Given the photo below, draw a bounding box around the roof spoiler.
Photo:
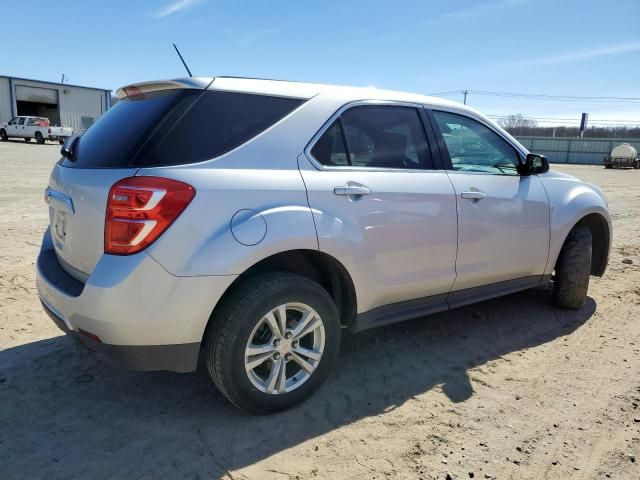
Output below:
[115,77,213,99]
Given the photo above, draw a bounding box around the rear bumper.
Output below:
[41,300,200,372]
[36,228,237,372]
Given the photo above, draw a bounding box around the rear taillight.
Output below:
[105,177,195,255]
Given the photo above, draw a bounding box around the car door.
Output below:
[429,109,550,297]
[299,103,458,321]
[16,117,28,137]
[6,117,20,136]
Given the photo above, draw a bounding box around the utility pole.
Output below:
[463,90,468,105]
[579,112,588,138]
[60,74,67,84]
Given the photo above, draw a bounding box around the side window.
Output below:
[8,117,18,125]
[311,105,432,169]
[137,91,303,167]
[341,106,431,169]
[311,121,349,166]
[432,110,519,175]
[27,118,38,126]
[18,117,25,126]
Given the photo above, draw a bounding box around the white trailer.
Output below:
[604,143,639,169]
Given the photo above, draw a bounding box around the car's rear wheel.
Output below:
[203,272,341,414]
[35,132,45,144]
[0,129,7,141]
[24,137,31,142]
[552,225,592,310]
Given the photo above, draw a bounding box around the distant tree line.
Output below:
[497,114,640,139]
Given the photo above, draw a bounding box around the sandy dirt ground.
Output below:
[0,139,639,480]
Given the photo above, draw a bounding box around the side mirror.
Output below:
[520,153,549,175]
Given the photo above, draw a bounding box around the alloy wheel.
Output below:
[244,302,325,394]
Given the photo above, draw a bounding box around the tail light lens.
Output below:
[105,176,195,255]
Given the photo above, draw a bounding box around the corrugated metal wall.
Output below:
[516,136,640,164]
[0,77,12,122]
[0,77,109,132]
[58,85,106,132]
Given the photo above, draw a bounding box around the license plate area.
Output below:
[54,209,67,242]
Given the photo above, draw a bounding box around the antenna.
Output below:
[173,43,193,77]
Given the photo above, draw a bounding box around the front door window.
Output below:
[432,111,519,175]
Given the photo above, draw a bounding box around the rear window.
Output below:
[62,90,304,168]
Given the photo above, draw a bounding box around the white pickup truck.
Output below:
[0,116,73,144]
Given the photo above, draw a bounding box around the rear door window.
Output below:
[310,121,349,166]
[311,105,433,169]
[18,118,25,125]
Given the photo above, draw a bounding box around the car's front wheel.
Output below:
[204,272,341,414]
[0,129,7,141]
[552,225,592,310]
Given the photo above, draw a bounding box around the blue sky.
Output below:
[3,0,640,126]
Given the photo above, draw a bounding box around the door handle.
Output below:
[461,190,487,200]
[334,183,371,196]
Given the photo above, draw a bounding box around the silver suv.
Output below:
[36,77,611,413]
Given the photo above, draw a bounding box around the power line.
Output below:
[426,90,463,97]
[471,89,640,103]
[428,89,640,104]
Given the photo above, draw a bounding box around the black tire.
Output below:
[604,164,613,169]
[634,160,639,170]
[203,272,341,414]
[552,226,592,310]
[59,139,65,145]
[24,137,31,142]
[0,129,7,141]
[35,132,45,144]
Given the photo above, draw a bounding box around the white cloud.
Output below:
[428,0,527,24]
[507,41,640,68]
[154,0,201,18]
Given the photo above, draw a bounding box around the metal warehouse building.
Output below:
[0,76,111,132]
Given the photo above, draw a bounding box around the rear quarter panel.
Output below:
[140,168,318,276]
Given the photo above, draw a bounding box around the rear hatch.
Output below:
[47,80,306,281]
[47,86,191,280]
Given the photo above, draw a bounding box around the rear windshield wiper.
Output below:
[60,135,80,161]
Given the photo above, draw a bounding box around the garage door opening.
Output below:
[15,85,61,126]
[17,101,61,125]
